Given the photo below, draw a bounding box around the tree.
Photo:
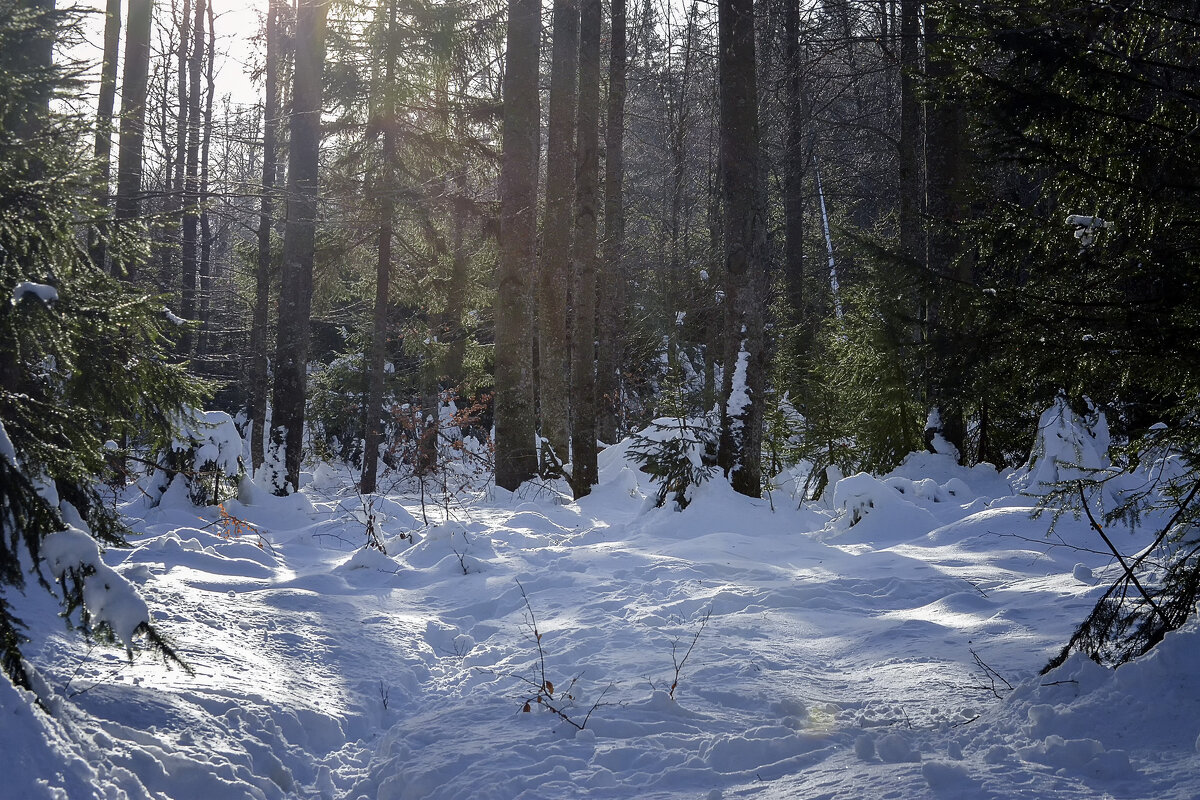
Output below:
[112,0,154,278]
[780,0,805,325]
[0,0,203,690]
[538,0,580,470]
[88,0,121,270]
[360,0,399,495]
[922,1,968,460]
[268,0,329,494]
[715,0,769,497]
[179,0,205,356]
[248,0,281,471]
[493,0,541,491]
[596,0,626,444]
[569,0,601,496]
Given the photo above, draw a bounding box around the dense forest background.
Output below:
[1,0,1199,683]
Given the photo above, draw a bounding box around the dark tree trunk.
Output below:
[179,0,204,356]
[269,0,329,494]
[716,0,768,498]
[443,167,470,389]
[570,0,601,497]
[538,0,580,470]
[159,0,190,294]
[782,0,804,323]
[249,0,281,471]
[596,0,626,445]
[494,0,541,491]
[924,8,967,460]
[360,0,398,495]
[197,0,216,361]
[112,0,154,278]
[898,0,921,267]
[89,0,121,270]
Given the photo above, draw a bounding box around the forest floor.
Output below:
[6,431,1200,799]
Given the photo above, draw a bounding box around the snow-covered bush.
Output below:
[151,408,243,507]
[1013,396,1110,497]
[628,415,718,510]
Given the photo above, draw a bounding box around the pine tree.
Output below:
[0,1,204,689]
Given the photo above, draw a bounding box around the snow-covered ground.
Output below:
[6,425,1200,799]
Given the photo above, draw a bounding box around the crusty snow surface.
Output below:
[6,438,1200,799]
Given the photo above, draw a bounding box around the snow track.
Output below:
[8,446,1200,799]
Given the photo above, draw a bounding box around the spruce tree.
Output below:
[0,1,205,689]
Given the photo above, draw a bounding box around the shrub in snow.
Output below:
[628,415,718,510]
[151,408,244,506]
[1030,400,1200,673]
[1013,395,1110,496]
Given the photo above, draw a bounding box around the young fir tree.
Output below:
[0,1,205,690]
[942,0,1200,665]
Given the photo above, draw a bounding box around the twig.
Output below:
[511,579,612,730]
[669,605,712,699]
[1078,482,1169,626]
[969,647,1013,698]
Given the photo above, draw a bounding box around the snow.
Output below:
[12,280,58,305]
[7,408,1200,799]
[0,418,16,466]
[40,527,151,649]
[163,307,188,326]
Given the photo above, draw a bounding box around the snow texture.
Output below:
[6,403,1200,799]
[12,280,58,305]
[40,527,150,648]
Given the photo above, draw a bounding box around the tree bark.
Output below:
[493,0,541,491]
[716,0,768,498]
[361,0,398,495]
[537,0,580,471]
[197,0,216,361]
[924,7,968,460]
[898,0,921,267]
[89,0,121,270]
[569,0,601,497]
[249,0,281,471]
[782,0,805,323]
[179,0,204,356]
[112,0,154,278]
[269,0,329,494]
[596,0,626,445]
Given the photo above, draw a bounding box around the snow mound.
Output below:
[1013,397,1110,495]
[41,527,150,647]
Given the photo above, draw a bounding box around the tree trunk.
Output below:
[493,0,541,491]
[249,0,281,471]
[89,0,121,271]
[268,0,329,494]
[443,166,470,389]
[897,0,921,266]
[158,0,190,294]
[596,0,626,445]
[924,7,967,460]
[716,0,768,498]
[179,0,204,356]
[197,0,216,361]
[782,0,804,323]
[537,0,580,472]
[112,0,154,278]
[361,0,398,495]
[569,0,601,497]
